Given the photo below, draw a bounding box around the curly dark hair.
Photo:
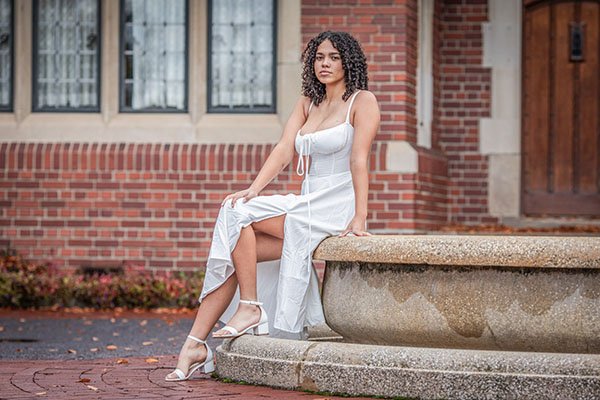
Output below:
[301,31,369,106]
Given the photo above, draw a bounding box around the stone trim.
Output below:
[416,0,434,148]
[386,141,418,173]
[479,0,522,218]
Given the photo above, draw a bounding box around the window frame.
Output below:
[207,0,277,114]
[118,0,190,113]
[31,0,102,113]
[0,0,14,112]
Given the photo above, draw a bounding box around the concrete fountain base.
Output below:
[215,335,600,400]
[317,235,600,353]
[216,235,600,399]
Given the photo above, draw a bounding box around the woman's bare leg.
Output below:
[167,217,285,377]
[213,215,285,337]
[165,273,238,379]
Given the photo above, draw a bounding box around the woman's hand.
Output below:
[221,188,258,208]
[339,215,371,237]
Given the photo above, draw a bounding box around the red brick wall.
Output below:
[436,0,496,224]
[415,148,448,229]
[0,143,298,270]
[431,0,443,151]
[368,143,421,232]
[1,142,416,270]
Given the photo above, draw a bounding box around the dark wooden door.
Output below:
[522,0,600,216]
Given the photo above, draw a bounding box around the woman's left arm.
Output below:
[340,91,380,237]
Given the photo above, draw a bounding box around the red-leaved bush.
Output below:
[0,247,204,309]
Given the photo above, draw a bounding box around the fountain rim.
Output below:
[313,234,600,269]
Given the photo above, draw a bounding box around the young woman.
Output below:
[166,31,380,381]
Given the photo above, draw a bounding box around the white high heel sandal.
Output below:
[213,299,269,339]
[165,335,215,382]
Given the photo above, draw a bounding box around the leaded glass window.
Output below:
[33,0,100,111]
[209,0,276,113]
[0,0,13,111]
[120,0,188,112]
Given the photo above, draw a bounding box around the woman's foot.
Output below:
[165,335,210,381]
[213,302,262,338]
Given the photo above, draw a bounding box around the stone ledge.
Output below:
[314,235,600,269]
[215,336,600,400]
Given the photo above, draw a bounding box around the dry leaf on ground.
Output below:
[145,358,159,363]
[140,320,148,326]
[78,378,91,383]
[142,341,153,346]
[116,358,129,364]
[106,345,118,351]
[67,349,77,354]
[35,392,47,396]
[86,385,99,391]
[90,348,99,352]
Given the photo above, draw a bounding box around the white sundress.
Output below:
[199,90,362,337]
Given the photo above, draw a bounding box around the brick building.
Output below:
[0,0,598,271]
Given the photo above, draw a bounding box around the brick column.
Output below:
[436,0,496,224]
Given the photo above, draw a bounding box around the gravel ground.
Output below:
[0,310,221,361]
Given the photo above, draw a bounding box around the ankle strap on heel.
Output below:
[187,335,207,344]
[240,299,263,306]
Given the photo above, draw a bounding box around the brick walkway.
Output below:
[1,356,370,399]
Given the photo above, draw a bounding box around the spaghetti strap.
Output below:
[345,90,361,123]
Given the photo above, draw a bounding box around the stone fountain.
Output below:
[215,235,600,399]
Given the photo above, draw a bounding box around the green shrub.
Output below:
[0,247,204,309]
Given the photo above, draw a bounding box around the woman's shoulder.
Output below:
[293,95,313,118]
[353,90,378,105]
[351,90,380,119]
[349,90,380,127]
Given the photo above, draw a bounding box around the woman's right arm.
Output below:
[223,97,310,206]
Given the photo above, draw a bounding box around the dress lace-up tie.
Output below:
[296,135,312,270]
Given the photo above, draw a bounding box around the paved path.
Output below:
[1,356,369,399]
[0,310,372,399]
